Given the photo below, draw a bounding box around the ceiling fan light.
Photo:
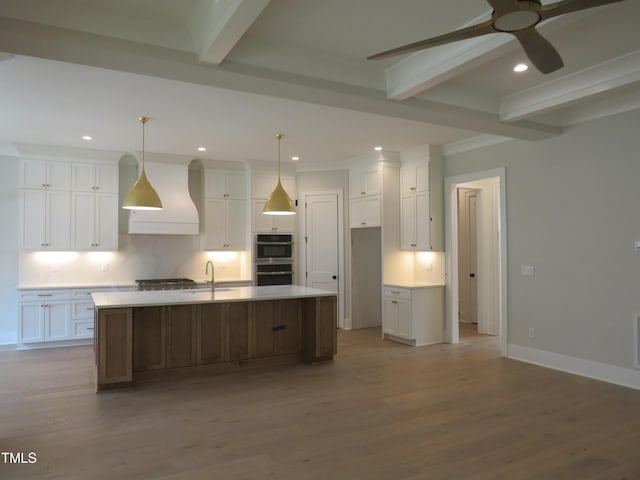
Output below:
[513,63,529,72]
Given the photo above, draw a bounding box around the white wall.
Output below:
[0,156,19,344]
[444,109,640,371]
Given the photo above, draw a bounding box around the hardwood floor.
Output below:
[1,328,639,479]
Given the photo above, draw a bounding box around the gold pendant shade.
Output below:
[263,133,296,216]
[122,116,163,210]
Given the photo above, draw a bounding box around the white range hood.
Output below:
[128,154,199,235]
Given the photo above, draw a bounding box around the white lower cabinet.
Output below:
[18,289,71,344]
[382,285,444,346]
[18,286,137,347]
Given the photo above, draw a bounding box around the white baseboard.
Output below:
[508,344,640,391]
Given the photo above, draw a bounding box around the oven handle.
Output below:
[256,271,295,275]
[256,241,294,245]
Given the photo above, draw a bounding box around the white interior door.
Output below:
[305,194,339,293]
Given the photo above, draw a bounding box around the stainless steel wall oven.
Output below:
[255,234,294,286]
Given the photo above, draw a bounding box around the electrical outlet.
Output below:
[521,265,534,276]
[528,327,535,338]
[101,263,109,272]
[425,263,433,271]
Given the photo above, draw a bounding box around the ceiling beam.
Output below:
[189,0,270,66]
[0,16,561,141]
[500,50,640,122]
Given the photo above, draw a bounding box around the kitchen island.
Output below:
[92,286,337,391]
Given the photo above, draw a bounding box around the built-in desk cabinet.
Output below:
[382,285,444,346]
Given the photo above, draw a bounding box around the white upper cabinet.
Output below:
[205,171,246,199]
[21,189,71,250]
[71,163,118,193]
[349,165,381,198]
[71,192,118,250]
[252,199,296,233]
[20,158,71,191]
[400,163,429,194]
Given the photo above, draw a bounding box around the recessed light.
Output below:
[374,146,383,151]
[82,135,93,141]
[291,156,299,161]
[197,147,206,152]
[513,63,529,73]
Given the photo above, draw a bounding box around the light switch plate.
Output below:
[635,240,640,251]
[521,265,534,276]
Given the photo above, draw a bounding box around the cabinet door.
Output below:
[415,192,431,250]
[94,193,118,250]
[252,172,276,198]
[20,159,47,189]
[400,167,417,195]
[20,189,46,249]
[225,303,250,361]
[400,194,416,250]
[254,300,276,358]
[46,161,71,191]
[71,163,96,192]
[95,164,118,193]
[71,192,94,250]
[396,300,412,339]
[383,298,399,334]
[203,198,227,249]
[275,300,302,355]
[133,307,166,371]
[226,198,246,249]
[205,172,228,198]
[46,190,71,250]
[44,301,71,340]
[165,305,195,368]
[226,173,246,199]
[18,303,44,343]
[197,303,225,364]
[274,211,296,233]
[362,196,381,227]
[415,164,429,192]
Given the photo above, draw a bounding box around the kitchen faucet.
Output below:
[205,260,215,293]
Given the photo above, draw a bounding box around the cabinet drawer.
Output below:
[383,287,411,300]
[19,289,71,302]
[73,321,95,338]
[72,300,95,319]
[71,287,112,299]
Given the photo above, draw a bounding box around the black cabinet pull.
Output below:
[272,325,286,332]
[470,273,476,278]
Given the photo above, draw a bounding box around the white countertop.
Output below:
[18,282,138,290]
[93,285,337,309]
[384,281,445,289]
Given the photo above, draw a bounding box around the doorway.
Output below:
[300,190,345,328]
[445,168,507,354]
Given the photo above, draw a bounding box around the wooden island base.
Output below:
[95,296,337,391]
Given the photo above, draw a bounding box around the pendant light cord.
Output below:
[276,133,283,179]
[139,116,148,170]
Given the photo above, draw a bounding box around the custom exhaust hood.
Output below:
[127,153,199,235]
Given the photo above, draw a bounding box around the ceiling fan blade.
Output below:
[367,19,494,60]
[512,27,564,73]
[539,0,626,20]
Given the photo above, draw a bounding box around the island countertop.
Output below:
[92,285,337,309]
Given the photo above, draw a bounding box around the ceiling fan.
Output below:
[368,0,626,74]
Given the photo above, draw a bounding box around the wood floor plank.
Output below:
[1,328,639,479]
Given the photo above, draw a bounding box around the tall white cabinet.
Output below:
[400,161,431,251]
[19,153,119,251]
[202,170,247,250]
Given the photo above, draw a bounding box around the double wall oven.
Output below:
[255,234,294,286]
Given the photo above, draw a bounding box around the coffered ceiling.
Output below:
[0,0,638,164]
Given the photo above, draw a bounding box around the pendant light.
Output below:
[262,133,295,215]
[122,116,162,210]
